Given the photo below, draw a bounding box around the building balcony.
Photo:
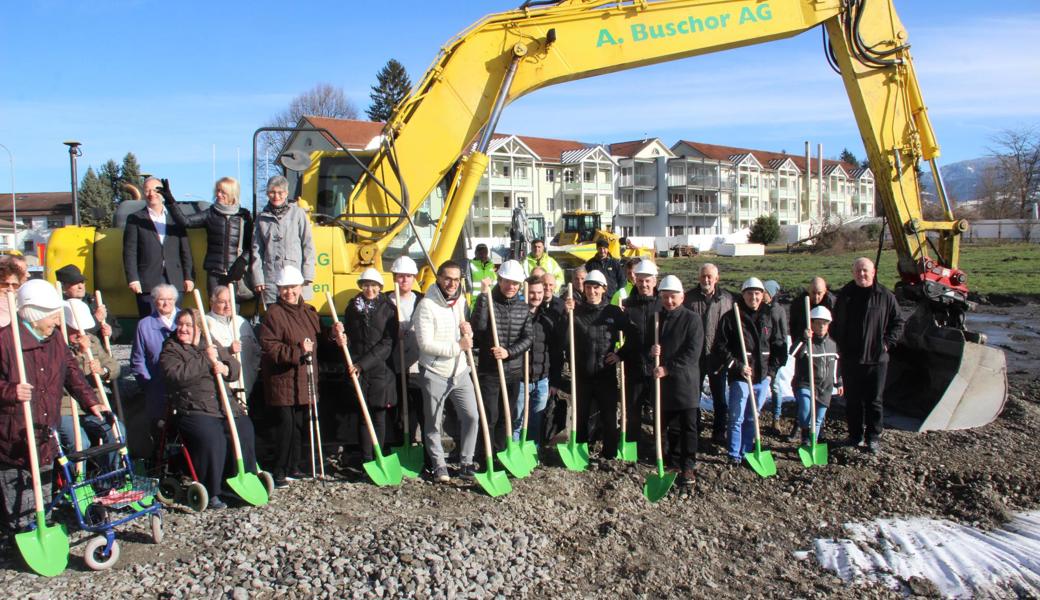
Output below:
[769,188,799,200]
[618,201,658,216]
[667,201,720,216]
[483,175,533,189]
[471,206,514,219]
[619,174,656,189]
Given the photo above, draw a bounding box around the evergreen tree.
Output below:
[78,167,115,227]
[839,148,859,166]
[119,152,143,201]
[366,59,412,122]
[98,159,121,201]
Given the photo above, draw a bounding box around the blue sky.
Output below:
[1,0,1037,203]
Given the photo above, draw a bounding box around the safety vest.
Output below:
[469,259,497,307]
[524,254,565,293]
[611,281,634,306]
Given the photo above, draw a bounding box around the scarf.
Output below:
[213,200,240,216]
[265,202,291,217]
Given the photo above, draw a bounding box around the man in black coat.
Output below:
[471,260,533,454]
[618,259,660,459]
[584,239,625,298]
[831,258,904,454]
[652,275,703,484]
[123,177,195,317]
[562,269,627,462]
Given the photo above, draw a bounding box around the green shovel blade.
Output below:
[616,432,638,463]
[497,441,536,479]
[745,441,777,478]
[518,428,538,464]
[390,443,425,479]
[226,459,270,506]
[363,445,403,487]
[556,432,589,472]
[643,460,677,503]
[474,464,512,497]
[16,512,69,577]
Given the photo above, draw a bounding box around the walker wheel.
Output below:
[84,536,120,571]
[185,481,209,513]
[150,513,163,544]
[156,477,181,506]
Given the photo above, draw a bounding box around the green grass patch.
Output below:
[658,242,1040,297]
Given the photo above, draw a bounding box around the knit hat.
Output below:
[17,279,63,323]
[763,280,781,298]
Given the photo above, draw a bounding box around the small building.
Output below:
[0,192,74,262]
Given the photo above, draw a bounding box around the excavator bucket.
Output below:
[884,306,1008,432]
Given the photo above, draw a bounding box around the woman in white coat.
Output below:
[205,285,261,402]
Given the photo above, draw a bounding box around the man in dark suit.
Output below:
[122,177,195,317]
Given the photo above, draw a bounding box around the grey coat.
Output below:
[251,203,316,304]
[683,286,733,357]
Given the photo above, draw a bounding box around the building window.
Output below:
[47,218,64,229]
[23,240,34,253]
[583,170,594,183]
[22,218,32,228]
[545,170,555,183]
[515,165,527,179]
[547,197,554,212]
[668,226,685,236]
[563,169,575,183]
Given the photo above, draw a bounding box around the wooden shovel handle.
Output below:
[393,283,409,438]
[193,289,245,462]
[325,292,380,447]
[7,292,46,517]
[733,304,762,443]
[567,285,577,433]
[653,313,663,464]
[466,347,495,463]
[94,291,112,355]
[486,290,513,427]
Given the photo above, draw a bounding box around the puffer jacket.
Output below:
[568,299,626,378]
[658,305,703,410]
[167,200,253,277]
[683,285,733,357]
[259,297,321,407]
[619,293,661,378]
[160,337,244,417]
[471,286,533,378]
[251,203,316,304]
[528,305,560,383]
[62,333,119,417]
[831,280,904,366]
[788,289,837,346]
[791,334,842,408]
[712,299,787,383]
[415,283,469,379]
[0,322,99,468]
[344,293,398,409]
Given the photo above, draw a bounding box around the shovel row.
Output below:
[4,253,986,575]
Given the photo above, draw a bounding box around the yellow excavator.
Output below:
[46,0,1006,431]
[549,210,651,268]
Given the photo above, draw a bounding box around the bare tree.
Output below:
[260,83,360,171]
[989,126,1040,217]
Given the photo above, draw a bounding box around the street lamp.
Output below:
[0,144,13,248]
[64,141,82,226]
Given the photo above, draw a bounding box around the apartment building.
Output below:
[0,192,75,261]
[614,139,875,238]
[470,134,616,238]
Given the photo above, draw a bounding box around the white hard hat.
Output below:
[64,298,96,332]
[17,279,63,322]
[658,275,683,293]
[390,256,418,275]
[634,259,658,276]
[741,277,765,292]
[584,270,608,287]
[358,268,384,286]
[274,265,305,287]
[497,260,525,283]
[809,306,832,322]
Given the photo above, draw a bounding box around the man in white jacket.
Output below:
[414,260,479,483]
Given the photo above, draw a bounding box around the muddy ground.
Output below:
[1,301,1038,598]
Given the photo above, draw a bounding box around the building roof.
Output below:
[0,192,73,217]
[302,116,386,150]
[490,133,596,163]
[609,139,658,158]
[675,140,866,177]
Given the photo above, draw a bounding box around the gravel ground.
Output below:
[1,304,1037,598]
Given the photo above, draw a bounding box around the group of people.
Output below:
[0,173,907,536]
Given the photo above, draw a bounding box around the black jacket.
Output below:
[584,255,625,297]
[166,200,253,277]
[567,299,627,378]
[791,334,842,408]
[712,300,787,383]
[386,290,424,376]
[123,207,194,293]
[619,293,661,378]
[657,306,703,410]
[528,305,560,384]
[471,287,533,377]
[788,289,837,347]
[159,338,243,417]
[832,281,904,365]
[345,293,398,408]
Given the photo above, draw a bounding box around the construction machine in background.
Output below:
[549,210,653,268]
[45,0,1006,431]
